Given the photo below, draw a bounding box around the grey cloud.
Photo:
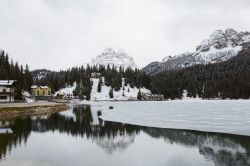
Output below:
[0,0,249,70]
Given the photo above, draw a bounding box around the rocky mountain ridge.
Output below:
[142,28,250,75]
[91,48,138,69]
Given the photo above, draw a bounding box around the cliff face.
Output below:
[91,48,138,69]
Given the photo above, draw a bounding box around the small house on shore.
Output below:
[142,92,164,101]
[31,85,51,96]
[31,85,51,100]
[0,80,16,103]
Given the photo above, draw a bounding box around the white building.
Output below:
[0,80,16,103]
[141,92,164,101]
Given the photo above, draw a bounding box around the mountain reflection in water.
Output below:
[0,104,250,166]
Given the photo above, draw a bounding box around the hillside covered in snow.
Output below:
[90,78,150,101]
[54,78,151,101]
[54,82,77,99]
[142,28,250,75]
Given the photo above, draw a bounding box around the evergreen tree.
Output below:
[0,51,33,100]
[137,89,142,100]
[109,88,114,98]
[97,78,102,92]
[25,43,250,100]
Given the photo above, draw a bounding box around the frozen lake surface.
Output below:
[96,100,250,136]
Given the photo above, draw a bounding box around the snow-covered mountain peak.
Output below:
[162,56,172,62]
[102,47,116,56]
[142,28,250,75]
[196,28,245,52]
[91,48,138,69]
[225,28,238,37]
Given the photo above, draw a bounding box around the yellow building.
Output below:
[31,85,51,96]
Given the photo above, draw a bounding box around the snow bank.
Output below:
[22,91,35,103]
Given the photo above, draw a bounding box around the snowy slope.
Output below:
[91,48,138,69]
[54,78,150,101]
[90,78,150,101]
[22,91,35,102]
[142,28,250,74]
[54,82,76,97]
[32,69,51,81]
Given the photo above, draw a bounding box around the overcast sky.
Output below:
[0,0,250,70]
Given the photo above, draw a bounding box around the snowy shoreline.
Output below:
[73,98,250,103]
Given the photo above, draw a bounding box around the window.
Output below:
[0,96,7,100]
[3,89,6,92]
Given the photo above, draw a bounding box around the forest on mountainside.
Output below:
[2,42,250,100]
[34,43,250,100]
[0,51,33,99]
[150,43,250,99]
[33,65,151,100]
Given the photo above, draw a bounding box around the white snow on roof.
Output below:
[31,85,49,89]
[40,86,49,89]
[0,80,16,86]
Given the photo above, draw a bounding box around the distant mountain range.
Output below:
[32,28,250,79]
[90,48,138,69]
[142,28,250,75]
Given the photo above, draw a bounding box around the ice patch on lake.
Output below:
[97,100,250,136]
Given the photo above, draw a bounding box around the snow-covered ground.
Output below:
[90,100,250,136]
[55,78,150,101]
[90,78,150,101]
[54,82,76,98]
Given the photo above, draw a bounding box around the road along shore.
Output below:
[0,102,69,120]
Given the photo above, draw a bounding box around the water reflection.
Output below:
[0,105,250,166]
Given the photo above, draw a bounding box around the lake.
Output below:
[0,102,250,166]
